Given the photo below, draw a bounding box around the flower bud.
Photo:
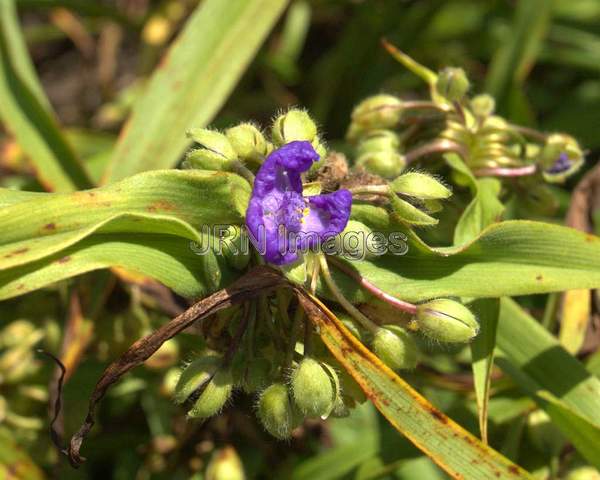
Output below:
[291,358,334,418]
[206,446,245,480]
[436,67,470,101]
[272,109,318,145]
[565,466,600,480]
[351,94,403,129]
[187,367,233,419]
[174,352,221,404]
[144,339,179,370]
[527,410,565,456]
[331,220,385,260]
[470,94,495,117]
[371,326,418,371]
[186,129,237,170]
[416,299,479,343]
[539,133,584,183]
[355,130,405,178]
[390,172,451,200]
[258,383,301,439]
[225,123,268,162]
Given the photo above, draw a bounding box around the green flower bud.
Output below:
[174,352,221,404]
[225,123,268,162]
[206,446,245,480]
[185,129,237,170]
[160,367,181,397]
[470,94,495,117]
[539,133,584,183]
[527,410,565,456]
[565,466,600,480]
[416,299,479,343]
[258,383,301,439]
[291,358,334,418]
[356,151,406,178]
[351,94,403,130]
[144,339,179,370]
[187,367,233,419]
[330,220,386,260]
[371,326,418,371]
[355,130,405,178]
[390,172,451,200]
[272,109,318,145]
[436,67,470,101]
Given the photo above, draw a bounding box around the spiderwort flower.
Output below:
[246,141,352,265]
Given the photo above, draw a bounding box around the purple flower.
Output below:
[246,141,352,265]
[545,152,572,174]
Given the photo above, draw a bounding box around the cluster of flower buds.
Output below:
[347,50,584,186]
[184,109,327,176]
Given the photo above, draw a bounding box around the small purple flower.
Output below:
[246,141,352,265]
[546,152,572,174]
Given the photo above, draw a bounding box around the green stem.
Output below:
[318,254,378,334]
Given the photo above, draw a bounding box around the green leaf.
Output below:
[102,0,288,183]
[496,298,600,426]
[300,293,532,479]
[0,427,45,480]
[470,298,500,444]
[0,169,250,270]
[0,170,250,299]
[446,154,504,245]
[331,205,600,303]
[0,0,92,191]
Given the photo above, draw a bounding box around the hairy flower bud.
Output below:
[416,299,479,343]
[272,109,318,145]
[188,128,237,161]
[174,356,233,421]
[539,133,584,183]
[351,94,403,130]
[470,94,496,117]
[226,123,269,162]
[371,326,418,371]
[144,339,179,370]
[219,225,250,271]
[291,358,334,418]
[390,172,451,200]
[206,446,245,480]
[436,67,470,101]
[330,220,385,260]
[258,383,301,439]
[355,130,405,178]
[241,357,271,394]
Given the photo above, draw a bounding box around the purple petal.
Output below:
[546,152,572,174]
[252,141,319,198]
[297,189,352,249]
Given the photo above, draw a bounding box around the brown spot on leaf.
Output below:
[57,256,71,264]
[4,247,29,258]
[428,407,448,424]
[44,222,56,231]
[146,200,176,213]
[508,465,520,476]
[536,274,543,281]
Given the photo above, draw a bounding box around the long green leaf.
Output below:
[0,169,250,270]
[470,298,500,444]
[0,427,45,479]
[497,298,600,426]
[299,292,532,480]
[331,205,600,302]
[102,0,288,183]
[0,0,92,191]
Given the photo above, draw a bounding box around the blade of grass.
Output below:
[102,0,288,183]
[470,298,500,444]
[0,0,92,191]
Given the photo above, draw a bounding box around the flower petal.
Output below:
[298,189,352,249]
